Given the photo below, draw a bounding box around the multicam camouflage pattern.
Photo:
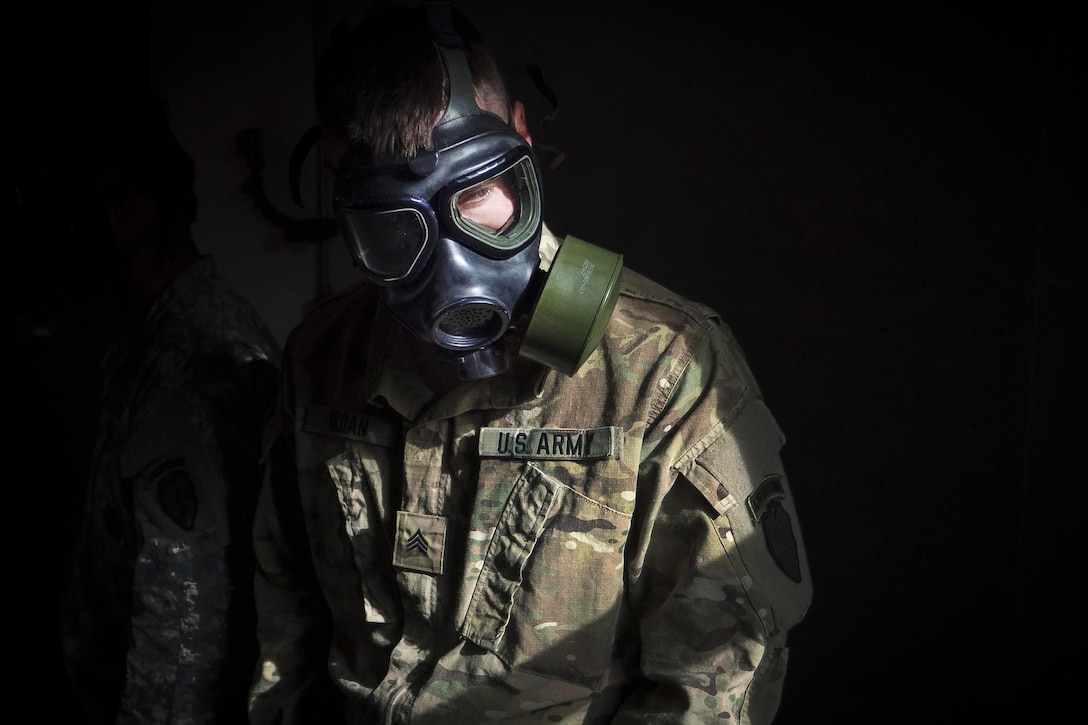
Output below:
[250,238,812,724]
[60,256,281,725]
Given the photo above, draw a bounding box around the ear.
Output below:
[511,100,532,146]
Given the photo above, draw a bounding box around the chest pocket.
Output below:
[325,442,400,625]
[460,461,631,689]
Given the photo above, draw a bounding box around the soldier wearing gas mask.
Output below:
[330,5,620,383]
[249,3,812,724]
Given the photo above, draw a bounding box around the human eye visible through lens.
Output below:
[456,177,516,233]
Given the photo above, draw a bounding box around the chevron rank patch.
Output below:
[393,511,447,575]
[478,426,622,460]
[747,475,802,583]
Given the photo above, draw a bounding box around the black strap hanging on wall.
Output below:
[236,127,337,242]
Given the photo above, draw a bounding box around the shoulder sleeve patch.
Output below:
[677,398,812,634]
[151,459,198,531]
[121,394,230,549]
[749,475,802,583]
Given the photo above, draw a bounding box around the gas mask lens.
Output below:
[339,206,429,284]
[337,154,541,286]
[449,155,540,253]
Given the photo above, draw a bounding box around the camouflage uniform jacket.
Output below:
[250,239,812,724]
[61,255,281,725]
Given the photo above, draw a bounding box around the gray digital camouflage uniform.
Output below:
[249,233,812,724]
[60,256,281,725]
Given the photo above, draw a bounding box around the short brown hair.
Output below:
[315,2,508,165]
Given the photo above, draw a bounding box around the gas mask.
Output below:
[333,3,622,380]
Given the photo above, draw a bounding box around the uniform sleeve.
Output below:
[248,377,345,725]
[118,376,267,725]
[616,325,812,723]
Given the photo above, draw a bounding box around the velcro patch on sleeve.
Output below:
[120,394,229,552]
[151,459,198,531]
[748,475,802,584]
[679,399,812,635]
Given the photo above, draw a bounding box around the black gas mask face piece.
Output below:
[334,2,621,380]
[336,112,544,379]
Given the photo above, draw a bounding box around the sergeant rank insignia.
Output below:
[393,511,446,575]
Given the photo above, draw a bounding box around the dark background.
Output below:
[9,1,1084,720]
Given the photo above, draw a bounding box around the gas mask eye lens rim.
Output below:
[336,203,433,285]
[445,154,541,257]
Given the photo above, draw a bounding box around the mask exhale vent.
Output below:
[433,302,506,349]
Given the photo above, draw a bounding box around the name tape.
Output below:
[302,405,398,447]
